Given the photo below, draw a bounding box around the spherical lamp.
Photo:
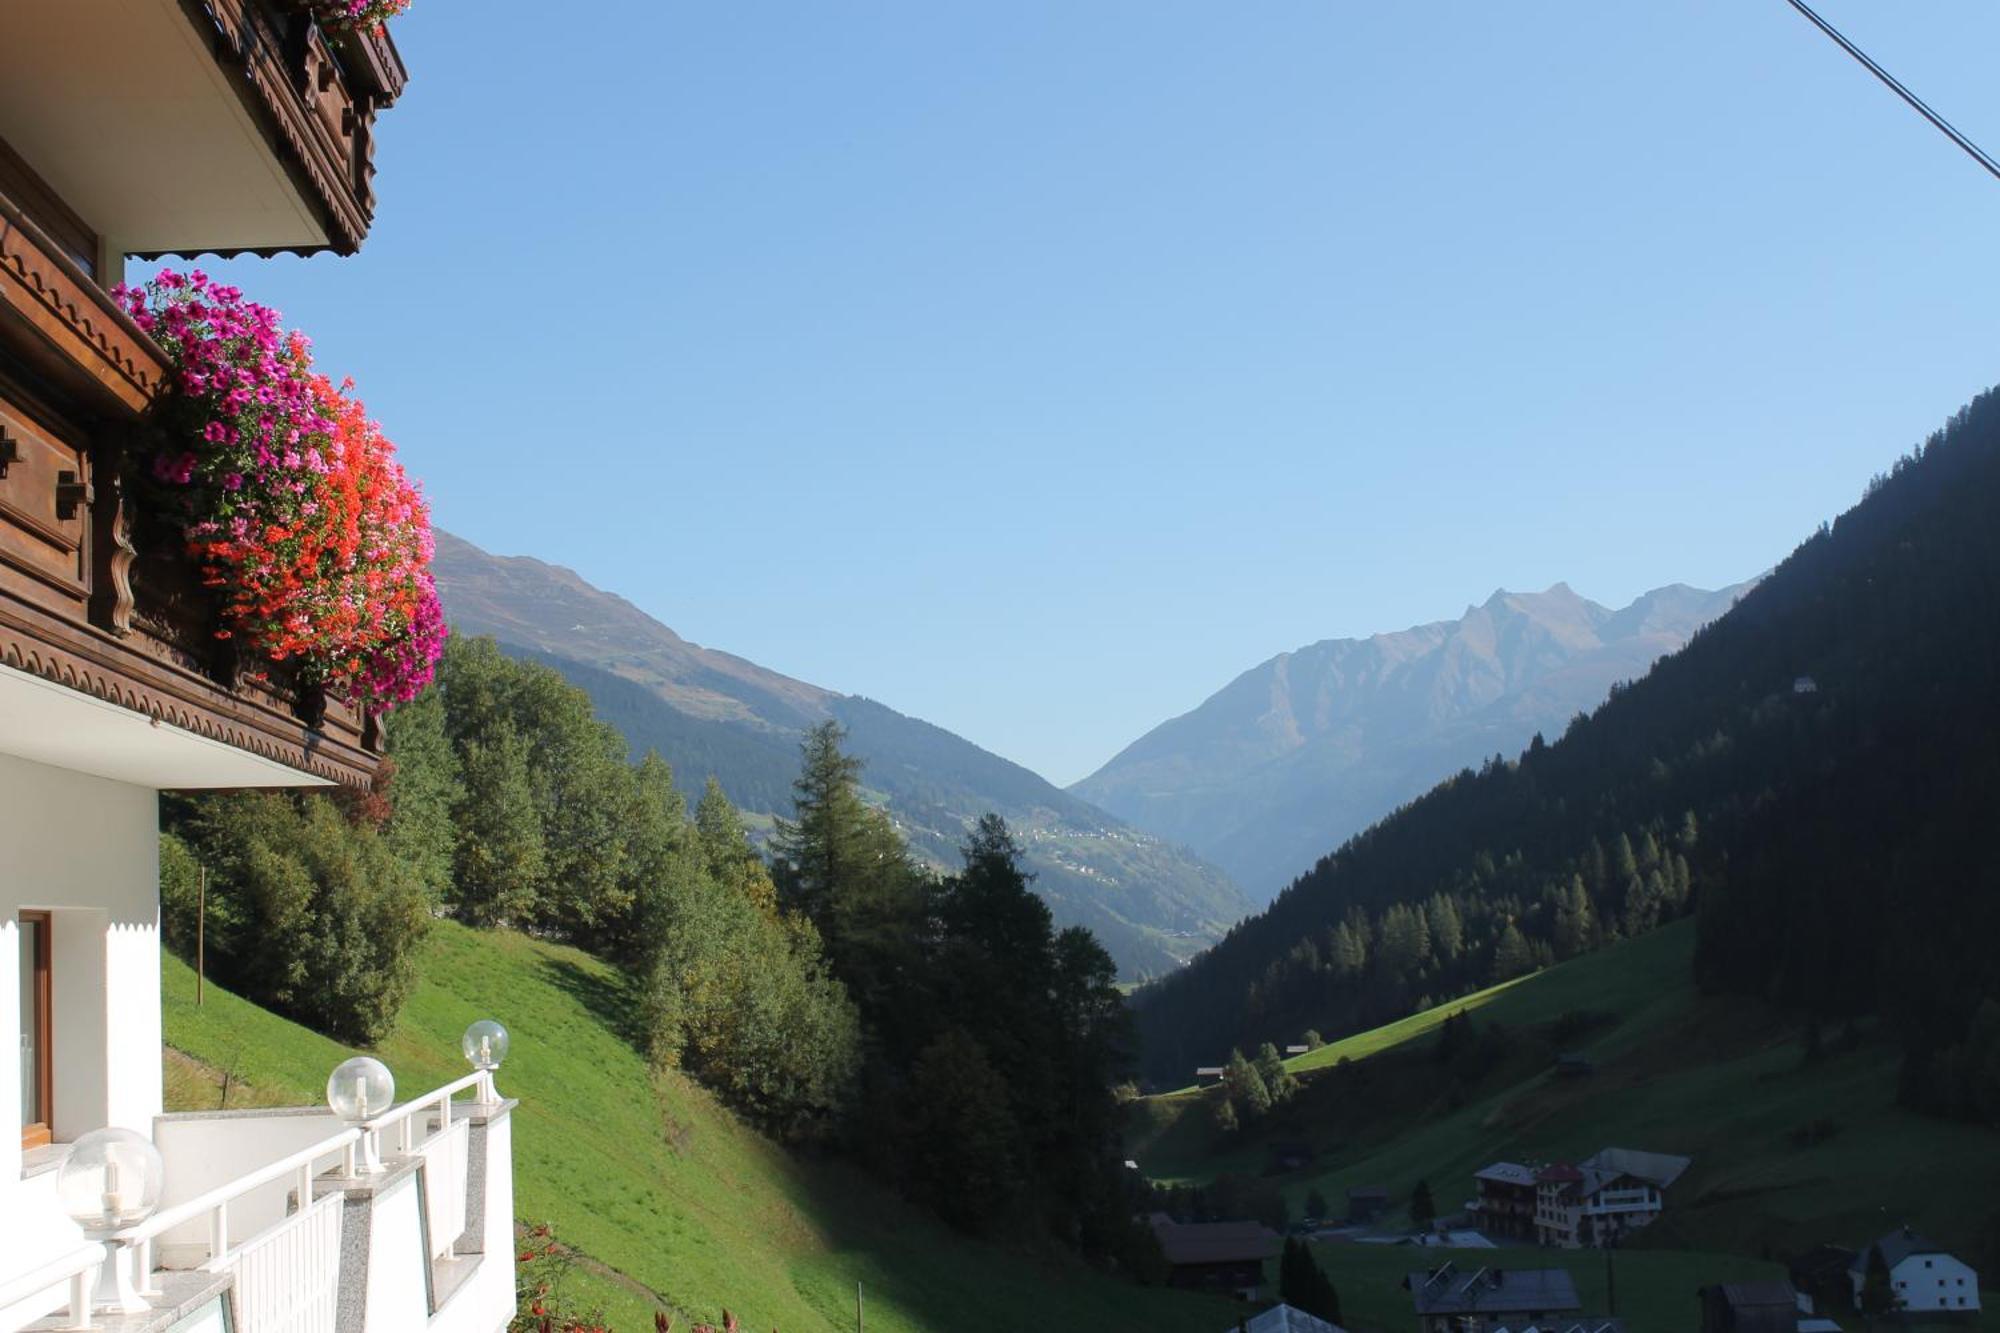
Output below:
[327,1056,394,1172]
[461,1019,508,1071]
[463,1019,509,1101]
[56,1128,164,1232]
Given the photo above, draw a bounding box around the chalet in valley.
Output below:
[1849,1228,1980,1318]
[1531,1148,1691,1249]
[1149,1214,1281,1299]
[1469,1162,1539,1242]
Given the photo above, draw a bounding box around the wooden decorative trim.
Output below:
[0,603,378,787]
[91,463,137,638]
[0,197,167,415]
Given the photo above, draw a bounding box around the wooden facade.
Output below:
[0,0,411,789]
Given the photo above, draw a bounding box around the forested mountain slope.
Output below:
[1133,385,2000,1109]
[1075,581,1749,900]
[432,532,1249,978]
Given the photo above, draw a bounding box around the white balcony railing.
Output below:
[57,1070,503,1326]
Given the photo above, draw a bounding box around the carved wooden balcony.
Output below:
[0,193,379,788]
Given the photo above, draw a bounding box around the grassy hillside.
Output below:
[163,921,1237,1333]
[1129,922,2000,1309]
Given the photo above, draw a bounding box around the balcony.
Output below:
[0,0,407,263]
[0,194,380,790]
[3,1074,515,1332]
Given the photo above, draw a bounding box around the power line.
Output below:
[1781,0,2000,184]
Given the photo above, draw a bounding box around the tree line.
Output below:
[162,636,1147,1262]
[1136,385,2000,1131]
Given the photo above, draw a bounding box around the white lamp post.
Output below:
[56,1128,164,1314]
[327,1056,394,1173]
[461,1019,509,1102]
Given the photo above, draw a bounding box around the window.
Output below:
[18,912,51,1149]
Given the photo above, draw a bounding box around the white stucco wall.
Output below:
[0,750,162,1154]
[1887,1253,1982,1313]
[0,750,160,1328]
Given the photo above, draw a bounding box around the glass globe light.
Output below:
[56,1128,164,1231]
[326,1056,394,1123]
[462,1019,509,1072]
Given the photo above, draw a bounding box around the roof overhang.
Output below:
[0,0,403,258]
[0,659,329,788]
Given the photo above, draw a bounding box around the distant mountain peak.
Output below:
[1073,576,1755,902]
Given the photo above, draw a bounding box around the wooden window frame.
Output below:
[20,910,52,1150]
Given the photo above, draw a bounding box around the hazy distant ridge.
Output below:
[1073,579,1754,901]
[431,531,1252,978]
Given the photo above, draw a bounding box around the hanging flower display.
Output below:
[305,0,411,32]
[116,269,444,714]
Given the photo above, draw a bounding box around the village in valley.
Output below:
[1146,1136,1981,1333]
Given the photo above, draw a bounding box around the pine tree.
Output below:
[1493,921,1536,981]
[1212,1096,1240,1136]
[1859,1243,1897,1320]
[771,722,924,1021]
[1410,1178,1436,1230]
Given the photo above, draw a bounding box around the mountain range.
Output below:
[429,531,1251,979]
[1073,580,1753,901]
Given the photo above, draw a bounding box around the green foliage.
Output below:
[1255,1042,1299,1104]
[907,1029,1025,1233]
[378,686,458,904]
[162,793,428,1043]
[1224,1048,1272,1121]
[439,638,634,942]
[632,763,859,1139]
[450,723,545,927]
[772,721,926,1022]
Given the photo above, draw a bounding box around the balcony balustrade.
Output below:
[13,1074,512,1332]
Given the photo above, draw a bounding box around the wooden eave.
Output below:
[131,0,410,259]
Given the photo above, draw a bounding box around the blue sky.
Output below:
[177,1,2000,786]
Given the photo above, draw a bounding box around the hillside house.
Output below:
[1848,1228,1980,1318]
[1699,1281,1801,1333]
[1406,1263,1582,1333]
[1470,1162,1540,1242]
[0,4,517,1329]
[1533,1149,1690,1249]
[1150,1214,1281,1298]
